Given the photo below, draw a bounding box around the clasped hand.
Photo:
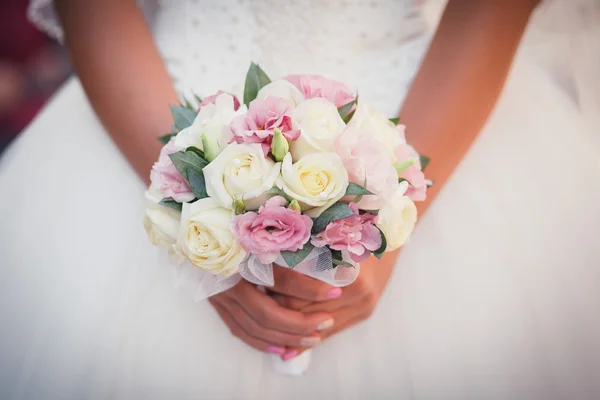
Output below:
[209,255,395,360]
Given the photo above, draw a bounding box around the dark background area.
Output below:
[0,0,71,154]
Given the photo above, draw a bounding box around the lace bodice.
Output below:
[29,0,432,116]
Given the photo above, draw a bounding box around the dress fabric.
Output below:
[1,0,599,398]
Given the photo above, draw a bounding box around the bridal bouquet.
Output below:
[144,63,428,309]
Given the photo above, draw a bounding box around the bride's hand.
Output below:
[270,254,397,358]
[208,280,335,357]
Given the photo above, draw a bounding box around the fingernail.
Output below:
[316,318,335,331]
[282,350,299,361]
[327,288,342,299]
[300,337,321,347]
[266,345,285,355]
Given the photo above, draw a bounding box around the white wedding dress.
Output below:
[1,0,600,398]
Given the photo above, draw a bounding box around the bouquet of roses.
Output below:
[144,62,428,326]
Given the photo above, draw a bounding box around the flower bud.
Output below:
[288,199,302,212]
[201,133,220,162]
[394,158,416,176]
[271,128,289,162]
[232,198,246,215]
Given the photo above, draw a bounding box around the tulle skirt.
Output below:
[1,28,600,400]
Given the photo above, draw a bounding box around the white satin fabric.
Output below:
[1,0,600,398]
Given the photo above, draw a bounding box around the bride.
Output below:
[1,0,599,398]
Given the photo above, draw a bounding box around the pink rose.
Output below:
[232,196,313,264]
[284,75,355,108]
[199,90,241,111]
[312,203,381,263]
[335,126,398,210]
[150,140,195,203]
[394,143,427,201]
[229,96,300,155]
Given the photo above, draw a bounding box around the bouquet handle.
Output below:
[271,349,312,376]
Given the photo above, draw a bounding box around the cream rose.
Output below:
[346,101,405,161]
[174,93,245,152]
[143,189,181,248]
[290,98,346,160]
[256,79,305,108]
[376,182,417,251]
[176,198,246,276]
[203,143,281,210]
[278,152,348,218]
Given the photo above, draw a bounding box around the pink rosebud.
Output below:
[199,90,241,111]
[312,203,382,263]
[284,75,355,108]
[335,126,398,210]
[394,143,427,202]
[150,140,195,203]
[232,196,313,264]
[229,96,300,156]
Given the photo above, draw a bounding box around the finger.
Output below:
[268,292,313,310]
[281,306,367,360]
[209,297,286,355]
[218,295,322,348]
[269,265,343,302]
[300,277,372,314]
[226,280,334,335]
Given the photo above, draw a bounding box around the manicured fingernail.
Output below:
[266,345,285,355]
[300,337,321,347]
[316,318,335,331]
[282,350,299,361]
[327,288,342,299]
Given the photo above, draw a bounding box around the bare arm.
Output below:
[55,0,178,184]
[400,0,540,217]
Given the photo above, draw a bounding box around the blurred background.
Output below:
[0,0,71,154]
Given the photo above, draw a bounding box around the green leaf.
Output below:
[169,148,209,199]
[158,133,175,145]
[194,94,203,105]
[187,168,209,199]
[389,117,400,125]
[373,227,387,259]
[337,97,357,120]
[281,242,315,269]
[185,146,206,160]
[345,182,373,196]
[330,249,354,268]
[311,202,354,234]
[182,97,195,111]
[169,149,208,175]
[265,187,292,202]
[158,198,183,212]
[419,154,431,171]
[170,104,197,131]
[243,63,271,107]
[342,110,355,124]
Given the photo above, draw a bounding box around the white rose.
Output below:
[290,98,346,160]
[176,198,246,276]
[278,152,348,218]
[256,79,305,108]
[346,101,404,161]
[376,182,417,251]
[174,93,245,151]
[143,188,181,248]
[203,143,281,210]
